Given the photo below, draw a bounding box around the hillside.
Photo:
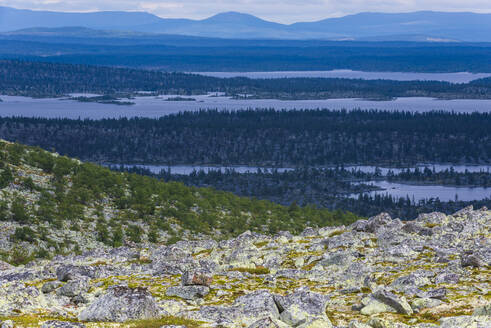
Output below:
[0,201,489,327]
[0,139,359,264]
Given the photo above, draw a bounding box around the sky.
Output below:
[1,0,491,23]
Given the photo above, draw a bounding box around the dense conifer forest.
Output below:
[1,110,489,166]
[118,166,491,219]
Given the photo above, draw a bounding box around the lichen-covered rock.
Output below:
[0,261,13,271]
[183,290,280,327]
[371,289,413,315]
[0,281,47,316]
[275,287,329,317]
[0,207,488,327]
[181,270,212,286]
[360,299,396,315]
[56,278,89,298]
[410,298,443,312]
[56,265,99,282]
[460,253,484,268]
[0,320,13,328]
[473,303,491,316]
[247,317,286,328]
[297,317,333,328]
[41,321,86,328]
[166,285,210,300]
[439,315,490,328]
[41,280,63,294]
[78,286,159,322]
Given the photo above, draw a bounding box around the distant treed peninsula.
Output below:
[1,60,491,99]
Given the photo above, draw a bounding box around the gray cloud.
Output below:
[1,0,491,23]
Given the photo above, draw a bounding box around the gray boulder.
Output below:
[183,290,279,326]
[275,287,331,326]
[461,253,484,268]
[352,213,392,233]
[423,287,447,300]
[41,281,63,294]
[166,285,210,300]
[57,278,89,298]
[435,272,460,284]
[56,265,99,282]
[78,286,159,322]
[371,289,413,315]
[234,290,280,319]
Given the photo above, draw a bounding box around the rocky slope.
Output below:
[0,139,358,263]
[0,206,489,328]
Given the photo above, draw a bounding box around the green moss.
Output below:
[302,259,321,271]
[228,266,270,275]
[0,314,78,327]
[253,241,269,248]
[327,230,347,238]
[192,249,213,257]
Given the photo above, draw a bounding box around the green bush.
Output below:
[11,196,31,224]
[112,226,124,247]
[127,224,143,243]
[0,166,13,188]
[11,226,37,242]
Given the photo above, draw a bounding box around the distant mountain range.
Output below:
[1,7,491,41]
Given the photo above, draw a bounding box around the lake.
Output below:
[192,70,491,83]
[111,164,491,202]
[1,95,491,119]
[352,180,491,202]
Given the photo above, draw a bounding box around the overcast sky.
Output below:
[2,0,491,23]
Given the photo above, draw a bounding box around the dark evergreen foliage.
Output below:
[1,110,489,166]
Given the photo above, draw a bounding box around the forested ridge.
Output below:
[1,110,489,166]
[0,140,360,257]
[1,60,491,98]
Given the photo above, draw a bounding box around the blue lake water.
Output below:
[192,70,491,83]
[112,164,491,202]
[352,180,491,202]
[1,95,491,119]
